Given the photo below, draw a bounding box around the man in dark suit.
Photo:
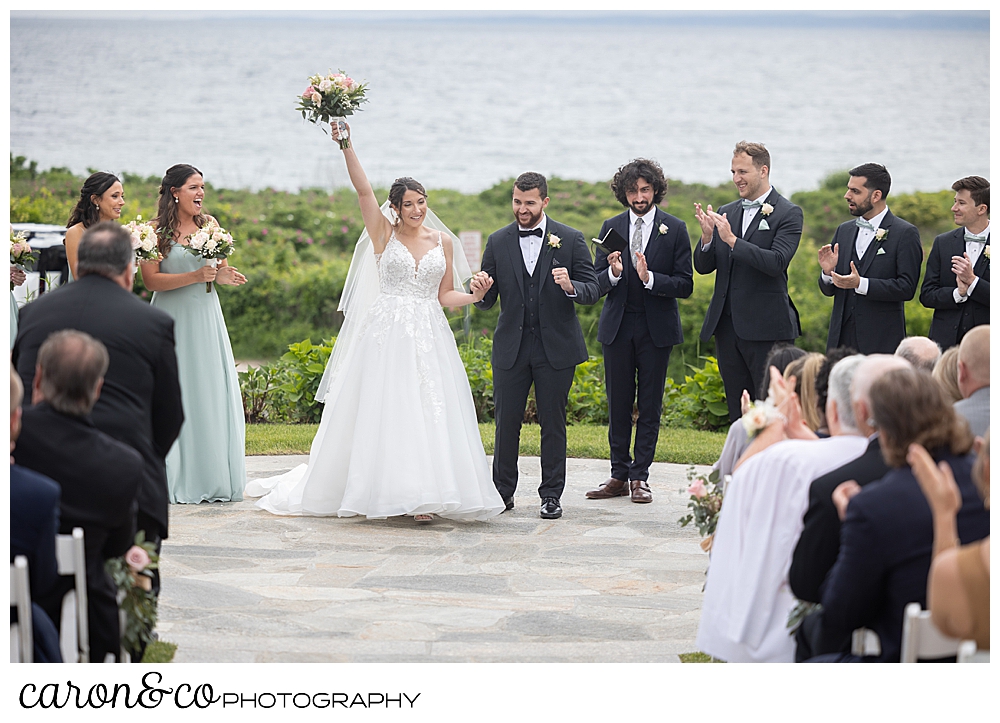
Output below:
[818,163,923,354]
[919,176,990,349]
[15,330,144,663]
[694,141,803,422]
[12,222,183,599]
[803,368,990,662]
[10,365,63,663]
[585,159,692,504]
[472,172,599,519]
[790,355,907,623]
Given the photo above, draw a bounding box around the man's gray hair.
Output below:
[894,336,941,373]
[37,330,109,416]
[827,354,866,433]
[76,221,134,279]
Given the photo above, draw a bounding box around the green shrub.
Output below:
[458,335,494,422]
[662,356,730,431]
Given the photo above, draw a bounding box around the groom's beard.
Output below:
[515,208,543,229]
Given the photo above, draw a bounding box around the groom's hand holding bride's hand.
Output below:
[470,272,493,301]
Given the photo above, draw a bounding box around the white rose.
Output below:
[319,79,333,93]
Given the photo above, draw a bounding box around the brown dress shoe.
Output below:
[585,478,629,499]
[630,480,653,503]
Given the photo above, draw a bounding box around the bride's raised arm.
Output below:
[334,122,393,253]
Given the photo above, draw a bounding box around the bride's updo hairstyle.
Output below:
[154,163,207,256]
[66,172,121,229]
[387,177,427,224]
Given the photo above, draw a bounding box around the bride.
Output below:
[246,121,505,523]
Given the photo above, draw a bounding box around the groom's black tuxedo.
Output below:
[694,188,802,421]
[595,208,692,484]
[476,217,599,503]
[919,227,990,349]
[12,274,184,544]
[819,209,922,354]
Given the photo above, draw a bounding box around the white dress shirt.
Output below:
[701,187,772,251]
[519,214,575,297]
[955,221,990,303]
[820,205,889,296]
[609,207,657,290]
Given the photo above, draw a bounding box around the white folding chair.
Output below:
[957,640,990,663]
[55,528,89,663]
[10,556,33,663]
[850,627,882,657]
[900,602,961,662]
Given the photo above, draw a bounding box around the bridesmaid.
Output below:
[141,164,248,504]
[64,172,126,281]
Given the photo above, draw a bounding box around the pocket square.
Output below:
[876,247,886,255]
[758,219,770,231]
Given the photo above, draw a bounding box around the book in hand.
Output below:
[591,226,629,255]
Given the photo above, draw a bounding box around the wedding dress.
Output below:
[246,229,504,521]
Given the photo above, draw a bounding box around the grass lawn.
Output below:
[247,423,725,465]
[142,640,177,663]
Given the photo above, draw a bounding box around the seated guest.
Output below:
[806,367,989,662]
[812,347,859,437]
[9,365,62,663]
[14,330,144,663]
[711,344,806,479]
[933,346,963,404]
[895,335,942,373]
[954,325,989,437]
[909,430,989,652]
[696,354,868,662]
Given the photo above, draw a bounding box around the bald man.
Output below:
[894,336,941,373]
[954,325,990,436]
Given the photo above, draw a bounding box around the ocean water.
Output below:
[10,14,989,194]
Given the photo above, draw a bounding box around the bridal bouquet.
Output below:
[296,70,369,149]
[10,229,37,290]
[124,216,160,263]
[185,220,236,292]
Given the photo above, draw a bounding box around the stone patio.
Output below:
[157,455,710,662]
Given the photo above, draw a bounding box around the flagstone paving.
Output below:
[157,455,710,663]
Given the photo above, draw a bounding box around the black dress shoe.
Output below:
[540,497,562,519]
[502,496,514,512]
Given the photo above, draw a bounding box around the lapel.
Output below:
[615,212,632,283]
[972,229,991,278]
[729,201,745,247]
[643,208,667,264]
[537,216,559,281]
[504,224,526,299]
[857,209,894,277]
[741,189,778,244]
[838,223,858,275]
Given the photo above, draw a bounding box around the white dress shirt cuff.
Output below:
[643,273,654,291]
[954,287,968,304]
[700,238,713,252]
[821,272,833,285]
[565,289,577,298]
[608,267,620,285]
[857,277,869,295]
[966,276,979,297]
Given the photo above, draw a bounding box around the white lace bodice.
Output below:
[377,232,445,300]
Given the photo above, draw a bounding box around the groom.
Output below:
[473,172,599,519]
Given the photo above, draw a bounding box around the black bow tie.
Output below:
[518,228,543,238]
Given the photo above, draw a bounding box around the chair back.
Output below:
[55,528,89,663]
[900,602,961,663]
[957,640,990,663]
[10,556,33,663]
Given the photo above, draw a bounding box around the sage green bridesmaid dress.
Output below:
[10,292,19,349]
[150,241,246,503]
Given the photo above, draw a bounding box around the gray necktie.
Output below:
[631,218,643,268]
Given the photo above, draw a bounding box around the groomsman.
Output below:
[586,159,692,504]
[919,176,990,349]
[473,173,599,519]
[818,164,923,354]
[694,141,803,422]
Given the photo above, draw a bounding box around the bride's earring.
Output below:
[389,207,399,224]
[174,197,179,204]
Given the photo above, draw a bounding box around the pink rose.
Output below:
[687,479,708,499]
[303,85,315,97]
[344,77,355,89]
[125,545,150,573]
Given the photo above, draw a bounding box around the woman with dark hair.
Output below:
[711,343,807,478]
[141,164,247,504]
[64,172,126,281]
[248,121,504,523]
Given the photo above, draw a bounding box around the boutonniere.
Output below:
[984,245,991,260]
[874,228,888,242]
[547,233,561,249]
[658,223,668,235]
[760,203,774,217]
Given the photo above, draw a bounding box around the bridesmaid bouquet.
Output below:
[124,216,160,263]
[185,221,236,292]
[10,229,37,290]
[296,70,369,149]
